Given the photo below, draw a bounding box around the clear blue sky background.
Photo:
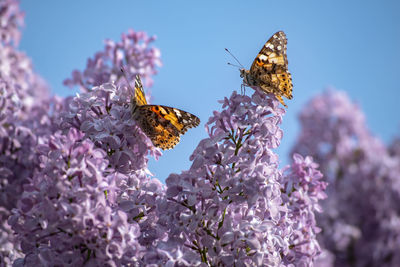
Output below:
[20,0,400,182]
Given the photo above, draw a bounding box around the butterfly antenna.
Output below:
[225,48,244,68]
[227,62,242,69]
[120,66,134,92]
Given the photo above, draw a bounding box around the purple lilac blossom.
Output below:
[10,80,166,265]
[1,3,166,263]
[62,29,163,167]
[0,0,23,46]
[9,129,144,265]
[60,81,166,251]
[0,2,54,263]
[60,82,161,171]
[150,90,326,266]
[7,25,165,264]
[0,9,51,211]
[63,29,162,92]
[61,29,166,256]
[292,89,400,267]
[0,206,23,266]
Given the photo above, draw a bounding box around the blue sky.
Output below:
[20,0,400,182]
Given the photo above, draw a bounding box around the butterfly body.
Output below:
[240,69,257,87]
[130,75,200,150]
[241,31,293,107]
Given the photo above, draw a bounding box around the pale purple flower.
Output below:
[9,82,167,265]
[152,90,326,266]
[0,0,24,45]
[0,207,23,266]
[281,153,327,266]
[60,82,161,172]
[61,27,164,170]
[0,3,57,264]
[64,29,161,92]
[0,1,53,245]
[0,44,49,121]
[1,3,166,263]
[9,128,145,265]
[60,81,168,256]
[292,89,400,267]
[0,45,54,212]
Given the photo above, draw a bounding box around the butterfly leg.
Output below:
[241,84,246,95]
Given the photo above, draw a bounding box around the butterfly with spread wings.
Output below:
[240,31,293,107]
[130,74,200,150]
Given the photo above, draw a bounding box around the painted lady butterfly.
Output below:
[130,74,200,150]
[240,31,293,107]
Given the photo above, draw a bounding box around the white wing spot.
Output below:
[258,54,268,61]
[174,109,182,117]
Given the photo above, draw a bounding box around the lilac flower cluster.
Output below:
[148,91,326,266]
[64,29,162,92]
[280,154,327,266]
[59,81,166,254]
[60,29,166,255]
[292,89,400,267]
[5,26,165,264]
[0,0,23,45]
[9,129,145,266]
[0,1,165,263]
[61,82,160,171]
[0,1,54,263]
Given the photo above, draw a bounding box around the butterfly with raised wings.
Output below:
[129,74,200,150]
[240,31,293,107]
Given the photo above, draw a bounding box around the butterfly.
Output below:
[129,74,200,150]
[239,31,293,107]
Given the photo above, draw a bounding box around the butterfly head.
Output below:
[239,68,254,87]
[239,68,247,78]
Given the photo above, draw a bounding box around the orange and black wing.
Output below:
[133,74,148,106]
[135,105,200,150]
[250,31,293,106]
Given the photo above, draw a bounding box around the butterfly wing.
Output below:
[133,74,148,106]
[135,105,200,150]
[249,31,293,107]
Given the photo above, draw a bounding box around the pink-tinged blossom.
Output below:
[0,3,57,263]
[8,62,166,266]
[59,26,167,260]
[280,153,327,266]
[64,29,162,92]
[0,42,54,212]
[292,89,400,267]
[60,82,161,172]
[1,2,166,263]
[9,129,144,265]
[0,0,24,46]
[8,81,166,265]
[150,90,326,266]
[0,44,49,121]
[59,80,167,251]
[0,207,23,265]
[61,28,163,168]
[389,137,400,158]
